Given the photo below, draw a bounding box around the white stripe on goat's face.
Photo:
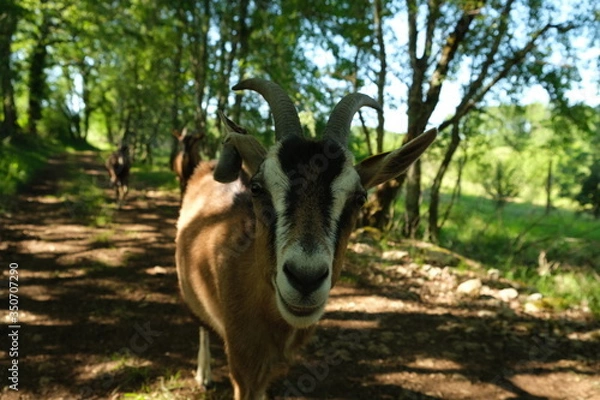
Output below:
[254,136,365,327]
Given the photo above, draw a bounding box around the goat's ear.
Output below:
[214,112,267,183]
[220,112,249,135]
[356,128,437,189]
[172,129,181,139]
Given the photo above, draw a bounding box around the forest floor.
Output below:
[1,151,599,400]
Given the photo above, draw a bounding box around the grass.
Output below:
[416,191,600,315]
[0,134,100,211]
[59,167,117,227]
[0,136,55,200]
[103,152,179,192]
[91,230,116,248]
[132,163,179,192]
[59,152,178,225]
[121,370,220,400]
[437,193,600,266]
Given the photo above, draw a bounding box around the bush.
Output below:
[478,160,521,209]
[576,159,600,218]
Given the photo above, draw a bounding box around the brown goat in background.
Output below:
[171,128,204,197]
[105,144,131,208]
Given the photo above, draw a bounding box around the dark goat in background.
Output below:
[105,144,131,208]
[171,128,203,197]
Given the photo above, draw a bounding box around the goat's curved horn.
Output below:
[232,78,302,141]
[323,93,381,146]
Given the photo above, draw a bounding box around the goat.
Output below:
[171,127,203,196]
[105,144,131,208]
[175,78,437,399]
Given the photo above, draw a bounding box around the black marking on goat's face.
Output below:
[251,136,366,327]
[249,175,278,263]
[279,137,345,233]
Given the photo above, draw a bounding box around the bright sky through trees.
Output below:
[375,10,600,134]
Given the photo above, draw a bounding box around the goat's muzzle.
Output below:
[283,261,329,296]
[274,256,332,327]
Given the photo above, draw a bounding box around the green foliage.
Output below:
[431,191,600,313]
[478,160,521,209]
[348,126,405,161]
[59,168,115,227]
[423,101,600,313]
[131,161,179,192]
[507,268,600,315]
[0,137,52,200]
[576,159,600,217]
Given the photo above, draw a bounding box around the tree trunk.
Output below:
[215,0,249,126]
[399,1,479,238]
[0,4,20,139]
[403,160,422,238]
[27,41,47,136]
[545,158,553,215]
[357,0,392,229]
[80,63,93,142]
[373,0,386,154]
[232,0,251,122]
[170,6,185,167]
[190,0,211,140]
[360,173,408,229]
[358,112,373,156]
[439,152,466,227]
[27,7,51,136]
[428,120,461,242]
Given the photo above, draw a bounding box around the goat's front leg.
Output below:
[121,177,129,200]
[232,383,267,400]
[228,346,271,400]
[120,184,129,204]
[114,185,121,206]
[195,326,213,388]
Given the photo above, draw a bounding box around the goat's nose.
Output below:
[283,262,329,295]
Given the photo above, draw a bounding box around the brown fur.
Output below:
[105,145,130,208]
[171,129,203,197]
[175,91,436,398]
[176,156,362,399]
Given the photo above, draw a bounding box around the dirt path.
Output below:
[1,152,599,400]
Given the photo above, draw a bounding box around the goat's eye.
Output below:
[250,181,264,196]
[354,191,367,207]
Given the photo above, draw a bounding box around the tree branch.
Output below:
[422,0,442,66]
[406,0,418,71]
[423,5,482,115]
[438,21,576,132]
[460,0,516,104]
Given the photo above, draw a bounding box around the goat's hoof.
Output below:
[195,377,214,390]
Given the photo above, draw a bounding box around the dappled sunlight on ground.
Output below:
[1,151,598,400]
